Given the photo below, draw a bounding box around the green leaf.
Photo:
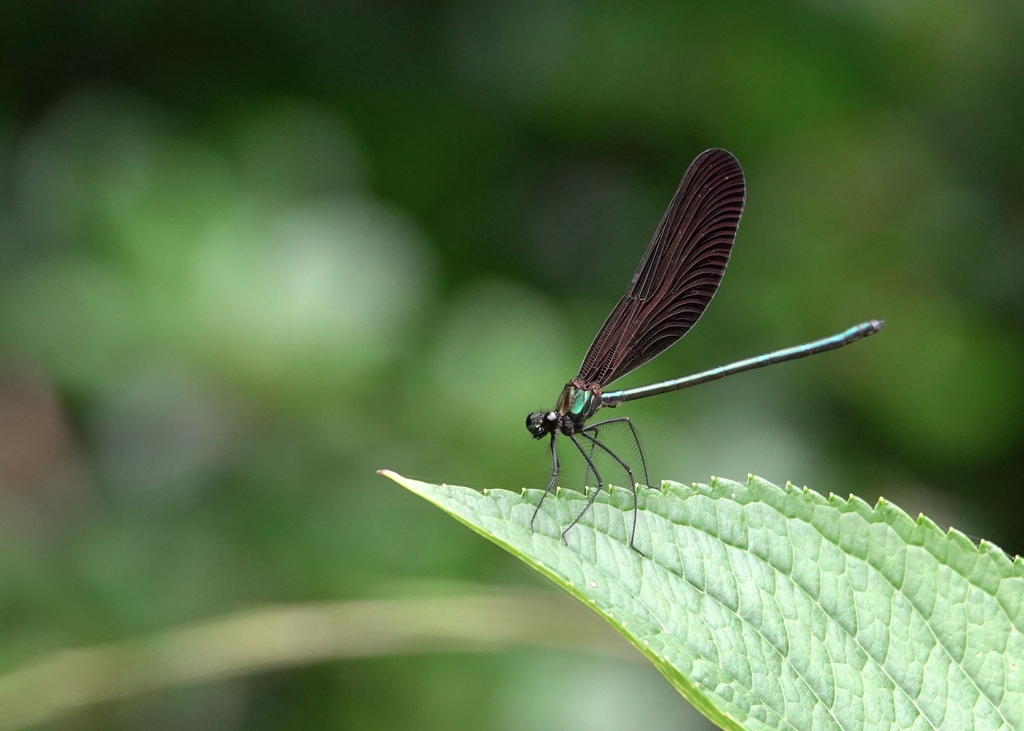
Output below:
[380,470,1024,731]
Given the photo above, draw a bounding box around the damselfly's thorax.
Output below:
[525,381,603,439]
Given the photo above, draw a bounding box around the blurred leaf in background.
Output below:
[0,1,1021,729]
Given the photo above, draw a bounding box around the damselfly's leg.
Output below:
[582,416,650,489]
[578,430,643,554]
[561,434,606,545]
[581,426,601,489]
[530,432,560,530]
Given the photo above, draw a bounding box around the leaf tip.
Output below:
[378,469,407,486]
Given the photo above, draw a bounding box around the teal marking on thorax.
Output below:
[570,388,591,416]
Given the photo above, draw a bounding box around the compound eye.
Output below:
[525,412,547,438]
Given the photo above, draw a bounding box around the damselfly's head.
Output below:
[526,410,558,439]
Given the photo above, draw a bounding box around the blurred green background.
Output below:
[0,1,1022,729]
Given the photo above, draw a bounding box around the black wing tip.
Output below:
[690,149,745,200]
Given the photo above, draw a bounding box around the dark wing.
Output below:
[576,149,745,387]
